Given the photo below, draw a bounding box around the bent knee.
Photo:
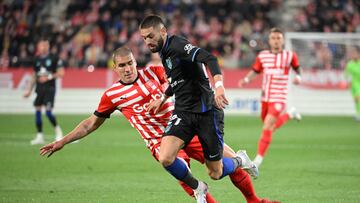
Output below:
[208,170,222,180]
[158,155,176,167]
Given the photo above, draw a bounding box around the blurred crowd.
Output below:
[0,0,359,70]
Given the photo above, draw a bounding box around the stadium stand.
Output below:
[0,0,358,70]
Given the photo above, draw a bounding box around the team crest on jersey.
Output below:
[165,58,172,69]
[46,59,52,67]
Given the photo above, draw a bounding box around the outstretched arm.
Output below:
[40,114,106,157]
[238,70,258,87]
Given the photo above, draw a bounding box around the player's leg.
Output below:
[160,112,208,202]
[223,144,261,203]
[354,94,360,121]
[153,144,217,202]
[176,149,217,203]
[275,107,301,129]
[254,103,284,167]
[199,107,253,180]
[44,89,63,141]
[186,138,274,203]
[31,91,45,145]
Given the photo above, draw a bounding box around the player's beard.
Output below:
[150,38,164,53]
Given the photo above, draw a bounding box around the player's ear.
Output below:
[160,26,167,37]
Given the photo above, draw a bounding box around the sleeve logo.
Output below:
[184,43,195,54]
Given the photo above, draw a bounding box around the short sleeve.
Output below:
[252,56,263,73]
[94,92,116,118]
[291,52,300,68]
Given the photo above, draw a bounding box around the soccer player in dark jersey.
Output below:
[139,15,258,202]
[24,39,65,145]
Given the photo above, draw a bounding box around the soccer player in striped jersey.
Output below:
[40,46,278,203]
[238,28,302,167]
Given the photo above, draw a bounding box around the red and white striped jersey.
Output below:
[253,50,300,103]
[95,66,174,153]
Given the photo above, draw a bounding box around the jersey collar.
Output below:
[160,35,170,59]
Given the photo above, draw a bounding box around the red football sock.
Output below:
[275,113,290,129]
[229,168,261,203]
[206,193,217,203]
[178,181,218,203]
[257,129,273,156]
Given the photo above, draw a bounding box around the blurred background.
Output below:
[0,0,359,115]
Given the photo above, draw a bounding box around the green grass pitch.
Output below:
[0,114,359,202]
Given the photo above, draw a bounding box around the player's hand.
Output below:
[238,80,245,88]
[38,76,49,83]
[293,75,301,85]
[23,91,31,98]
[147,99,163,114]
[215,86,229,109]
[238,77,249,88]
[40,140,65,158]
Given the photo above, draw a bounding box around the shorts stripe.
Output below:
[213,109,224,146]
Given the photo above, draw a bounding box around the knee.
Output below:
[158,154,175,167]
[208,169,223,180]
[263,121,275,131]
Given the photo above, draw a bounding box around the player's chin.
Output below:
[149,48,158,53]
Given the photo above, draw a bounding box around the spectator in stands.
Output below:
[1,0,358,70]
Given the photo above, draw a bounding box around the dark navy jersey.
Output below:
[160,35,216,113]
[34,54,63,91]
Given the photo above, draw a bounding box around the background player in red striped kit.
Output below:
[238,28,302,167]
[40,46,278,203]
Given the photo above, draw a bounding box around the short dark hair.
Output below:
[269,27,284,35]
[139,15,165,29]
[112,46,132,62]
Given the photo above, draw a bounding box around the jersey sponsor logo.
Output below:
[132,90,163,113]
[166,58,173,69]
[184,43,195,54]
[170,79,184,88]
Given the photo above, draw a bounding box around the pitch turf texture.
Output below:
[0,114,359,203]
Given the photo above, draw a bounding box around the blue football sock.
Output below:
[220,157,236,179]
[35,110,42,133]
[46,110,57,127]
[164,158,199,189]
